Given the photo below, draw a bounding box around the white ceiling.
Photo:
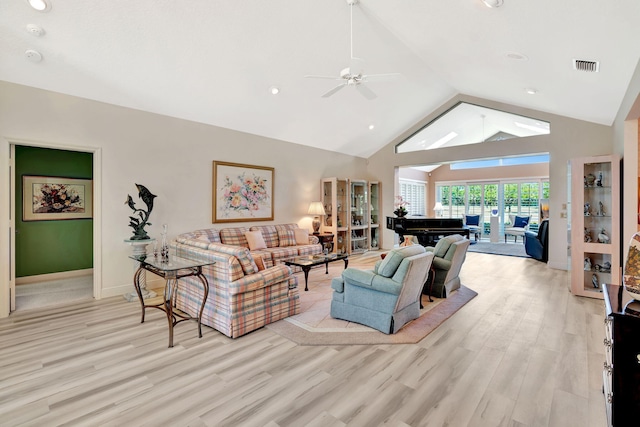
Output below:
[2,0,639,158]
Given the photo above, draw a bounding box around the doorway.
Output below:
[6,141,102,313]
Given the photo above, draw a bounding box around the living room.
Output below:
[2,0,640,425]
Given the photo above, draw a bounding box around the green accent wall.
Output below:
[15,146,93,277]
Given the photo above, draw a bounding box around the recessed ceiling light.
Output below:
[269,86,279,95]
[482,0,504,8]
[525,88,538,95]
[27,0,51,12]
[26,24,45,37]
[368,124,375,130]
[25,49,43,63]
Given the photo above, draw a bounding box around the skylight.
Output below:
[450,154,550,170]
[396,102,551,153]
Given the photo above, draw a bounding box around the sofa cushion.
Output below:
[277,228,296,247]
[294,228,309,245]
[465,214,480,226]
[245,230,267,250]
[377,245,425,278]
[220,227,249,248]
[254,255,266,271]
[514,215,530,228]
[250,225,279,248]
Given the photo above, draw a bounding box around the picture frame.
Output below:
[213,161,274,223]
[22,175,93,221]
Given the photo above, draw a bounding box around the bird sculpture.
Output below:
[125,183,157,240]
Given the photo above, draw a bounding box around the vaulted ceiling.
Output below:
[2,0,639,158]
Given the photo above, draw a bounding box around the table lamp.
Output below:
[308,201,326,234]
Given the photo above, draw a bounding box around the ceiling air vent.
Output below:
[573,59,600,72]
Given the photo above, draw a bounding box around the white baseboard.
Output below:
[100,277,165,299]
[16,268,93,285]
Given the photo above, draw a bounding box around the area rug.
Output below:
[467,241,528,258]
[266,253,477,345]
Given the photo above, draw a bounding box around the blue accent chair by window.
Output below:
[330,245,434,334]
[505,214,530,243]
[464,214,482,241]
[525,219,549,262]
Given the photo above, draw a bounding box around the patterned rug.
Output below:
[266,252,477,345]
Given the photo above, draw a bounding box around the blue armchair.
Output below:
[525,219,549,262]
[330,245,434,334]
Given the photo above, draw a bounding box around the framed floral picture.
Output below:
[213,161,274,223]
[22,175,93,221]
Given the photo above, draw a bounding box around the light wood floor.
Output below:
[0,252,607,426]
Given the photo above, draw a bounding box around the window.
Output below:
[434,179,549,232]
[399,179,426,216]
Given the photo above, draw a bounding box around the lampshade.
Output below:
[433,202,443,211]
[307,202,326,216]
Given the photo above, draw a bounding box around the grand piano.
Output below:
[386,216,470,246]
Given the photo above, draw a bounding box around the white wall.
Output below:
[367,94,613,271]
[613,58,640,251]
[0,81,367,310]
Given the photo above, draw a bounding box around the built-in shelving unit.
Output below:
[569,155,620,298]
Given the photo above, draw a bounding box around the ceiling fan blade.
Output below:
[362,72,403,82]
[305,75,342,80]
[356,84,377,100]
[322,83,347,98]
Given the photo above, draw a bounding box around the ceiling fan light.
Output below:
[482,0,503,8]
[27,0,51,12]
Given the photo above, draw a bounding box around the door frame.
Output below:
[0,137,102,317]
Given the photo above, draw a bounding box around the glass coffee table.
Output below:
[284,253,348,291]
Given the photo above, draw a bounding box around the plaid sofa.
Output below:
[171,224,321,338]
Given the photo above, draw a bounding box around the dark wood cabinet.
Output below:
[602,284,640,426]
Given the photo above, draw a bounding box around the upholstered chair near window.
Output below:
[424,234,471,298]
[504,214,530,243]
[464,214,482,241]
[524,219,549,262]
[330,245,434,334]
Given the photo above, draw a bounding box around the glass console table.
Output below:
[129,254,214,348]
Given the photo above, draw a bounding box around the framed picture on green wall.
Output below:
[23,175,93,221]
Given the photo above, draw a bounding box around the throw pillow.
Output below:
[465,214,480,226]
[277,228,296,247]
[514,216,529,228]
[245,230,267,250]
[293,228,309,245]
[254,255,266,271]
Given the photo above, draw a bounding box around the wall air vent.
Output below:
[573,59,600,72]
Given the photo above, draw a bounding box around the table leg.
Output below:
[164,277,176,348]
[133,267,146,323]
[195,273,209,338]
[343,259,349,269]
[302,266,311,291]
[325,262,329,274]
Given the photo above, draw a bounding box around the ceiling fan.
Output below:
[305,0,401,100]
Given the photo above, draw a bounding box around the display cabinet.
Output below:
[321,178,380,254]
[321,178,349,255]
[369,181,380,250]
[569,155,620,298]
[350,180,369,254]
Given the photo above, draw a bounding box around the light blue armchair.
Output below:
[330,245,434,334]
